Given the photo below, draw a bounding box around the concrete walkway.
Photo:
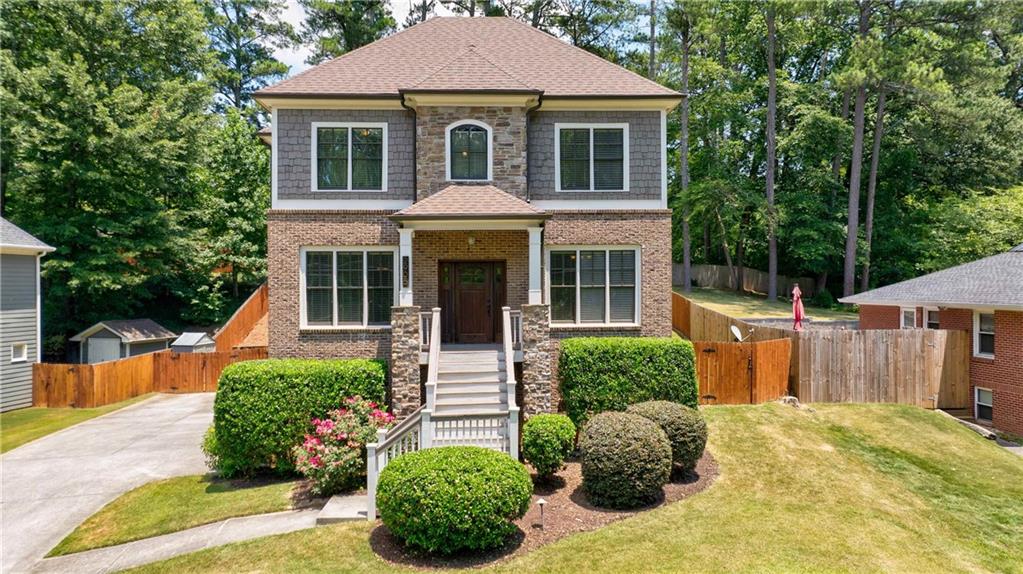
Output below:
[1,394,214,574]
[997,437,1023,457]
[29,510,319,573]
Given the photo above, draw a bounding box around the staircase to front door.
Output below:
[434,346,508,417]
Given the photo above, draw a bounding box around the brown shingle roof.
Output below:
[391,185,547,220]
[257,17,679,99]
[70,319,177,343]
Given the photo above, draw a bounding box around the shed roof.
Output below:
[70,319,177,343]
[0,217,54,254]
[390,185,547,220]
[839,246,1023,310]
[256,17,679,100]
[172,332,215,347]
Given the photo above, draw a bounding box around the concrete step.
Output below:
[437,371,506,383]
[316,494,368,524]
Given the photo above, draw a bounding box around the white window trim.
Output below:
[900,307,917,329]
[554,123,630,193]
[310,122,389,193]
[974,387,993,422]
[10,343,28,363]
[298,246,398,330]
[923,306,940,330]
[973,310,995,358]
[445,120,493,182]
[543,245,641,327]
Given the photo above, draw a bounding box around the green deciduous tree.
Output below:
[299,0,396,65]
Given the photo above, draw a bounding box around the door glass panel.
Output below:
[459,265,486,285]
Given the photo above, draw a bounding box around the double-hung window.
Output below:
[548,247,638,325]
[312,123,386,191]
[974,311,995,357]
[555,124,628,192]
[900,307,917,329]
[302,248,396,327]
[924,308,940,329]
[447,121,491,181]
[975,388,993,422]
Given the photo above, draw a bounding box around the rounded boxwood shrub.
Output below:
[209,359,386,477]
[579,411,671,509]
[559,337,697,426]
[626,400,707,472]
[521,414,576,480]
[377,446,532,554]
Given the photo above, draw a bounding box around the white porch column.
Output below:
[399,228,414,306]
[527,226,542,305]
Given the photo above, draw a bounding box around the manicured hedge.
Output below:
[559,337,697,426]
[207,359,386,477]
[627,400,707,473]
[579,411,672,509]
[521,414,576,480]
[377,446,532,554]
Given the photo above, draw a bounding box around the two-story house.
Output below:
[254,17,680,437]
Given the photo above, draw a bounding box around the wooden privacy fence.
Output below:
[215,283,268,351]
[675,264,817,297]
[694,338,791,405]
[33,347,267,408]
[671,292,970,410]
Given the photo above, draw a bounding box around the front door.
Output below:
[439,261,506,344]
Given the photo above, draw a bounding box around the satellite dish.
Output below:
[730,325,744,342]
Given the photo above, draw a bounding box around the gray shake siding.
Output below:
[1,254,38,412]
[276,108,415,201]
[527,111,662,201]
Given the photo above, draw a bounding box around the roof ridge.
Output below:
[470,45,537,90]
[496,16,677,95]
[409,45,535,91]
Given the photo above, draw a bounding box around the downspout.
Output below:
[399,92,417,201]
[525,93,544,203]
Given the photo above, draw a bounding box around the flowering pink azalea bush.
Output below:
[293,396,396,495]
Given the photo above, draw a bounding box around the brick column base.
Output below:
[521,304,552,416]
[390,306,421,417]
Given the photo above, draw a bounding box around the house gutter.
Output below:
[400,93,417,207]
[525,93,544,203]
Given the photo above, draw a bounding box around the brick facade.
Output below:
[266,210,399,359]
[411,230,529,310]
[415,106,527,200]
[859,304,1023,434]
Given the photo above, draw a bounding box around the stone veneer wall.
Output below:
[266,210,400,359]
[520,304,552,416]
[415,106,527,200]
[412,230,529,310]
[389,306,422,417]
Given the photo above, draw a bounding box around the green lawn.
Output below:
[678,287,858,321]
[50,475,299,556]
[128,403,1023,574]
[0,394,154,453]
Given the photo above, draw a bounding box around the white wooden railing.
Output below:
[419,311,433,352]
[508,309,523,351]
[501,306,520,461]
[366,405,423,520]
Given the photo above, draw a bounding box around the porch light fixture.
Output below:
[537,498,547,530]
[467,236,476,247]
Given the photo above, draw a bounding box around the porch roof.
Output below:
[390,185,548,221]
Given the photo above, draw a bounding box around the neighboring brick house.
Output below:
[254,17,680,427]
[840,245,1023,435]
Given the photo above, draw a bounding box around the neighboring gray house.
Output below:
[171,332,216,353]
[69,319,176,364]
[0,217,54,412]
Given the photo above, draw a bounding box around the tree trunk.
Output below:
[648,0,656,80]
[715,209,736,288]
[843,1,871,298]
[765,4,778,301]
[679,17,692,292]
[831,90,851,189]
[859,88,887,292]
[735,207,752,293]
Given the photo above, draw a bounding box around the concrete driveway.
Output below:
[1,393,214,573]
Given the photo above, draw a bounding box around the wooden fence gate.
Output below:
[694,338,792,405]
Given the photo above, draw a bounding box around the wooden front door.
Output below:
[439,261,506,344]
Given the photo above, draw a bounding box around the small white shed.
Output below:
[171,332,216,353]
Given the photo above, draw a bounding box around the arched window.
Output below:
[446,121,491,181]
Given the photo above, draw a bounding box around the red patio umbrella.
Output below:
[792,284,805,331]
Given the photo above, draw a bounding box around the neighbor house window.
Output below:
[900,307,917,329]
[924,308,940,329]
[547,247,638,325]
[975,388,993,422]
[312,123,386,191]
[974,311,995,357]
[555,124,628,192]
[10,343,27,363]
[302,248,396,327]
[446,121,491,181]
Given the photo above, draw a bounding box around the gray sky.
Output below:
[274,0,454,76]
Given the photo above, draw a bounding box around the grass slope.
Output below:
[129,404,1023,574]
[50,475,297,556]
[678,287,857,321]
[0,394,153,453]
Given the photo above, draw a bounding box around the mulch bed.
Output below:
[370,451,718,569]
